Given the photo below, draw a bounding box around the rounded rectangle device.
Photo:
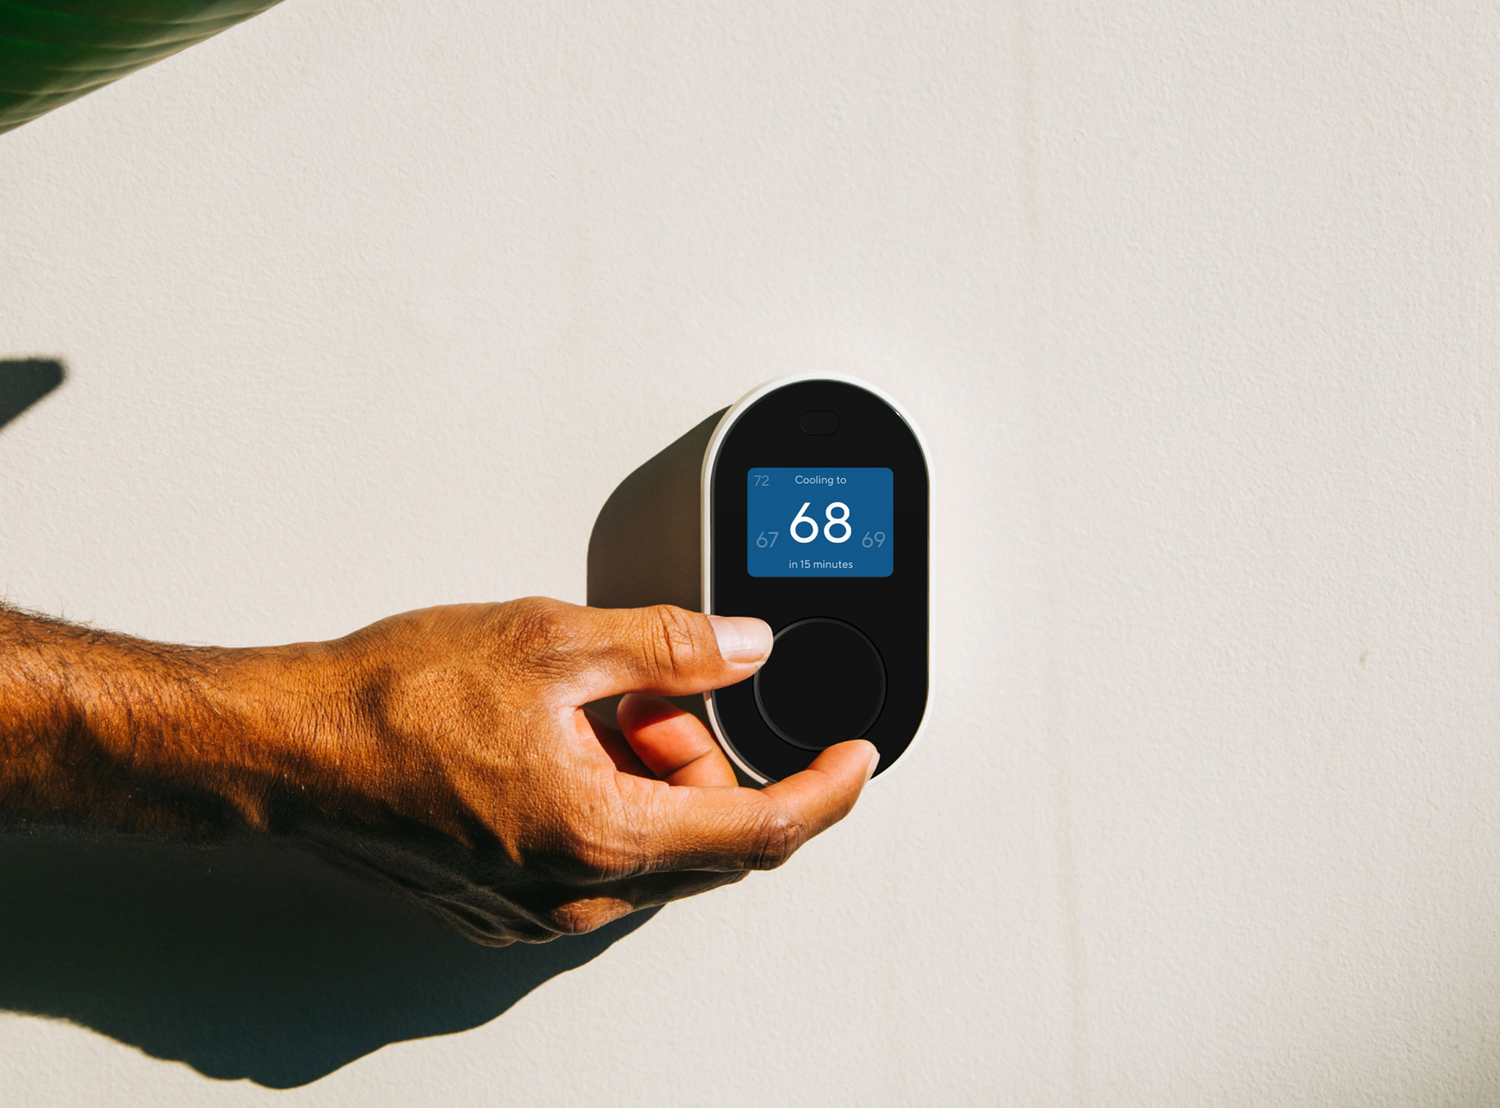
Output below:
[702,376,929,783]
[587,375,929,783]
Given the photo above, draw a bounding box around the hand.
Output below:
[249,599,879,945]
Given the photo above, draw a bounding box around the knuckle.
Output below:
[555,829,614,881]
[552,804,641,883]
[544,901,619,936]
[643,604,702,681]
[749,809,807,871]
[502,597,584,676]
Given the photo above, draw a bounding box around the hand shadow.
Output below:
[0,833,656,1088]
[0,355,657,1088]
[0,357,65,430]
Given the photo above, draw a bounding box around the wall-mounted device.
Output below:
[588,376,929,783]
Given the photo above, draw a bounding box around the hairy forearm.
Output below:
[0,605,313,837]
[0,598,872,945]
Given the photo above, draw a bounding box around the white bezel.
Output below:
[699,374,932,785]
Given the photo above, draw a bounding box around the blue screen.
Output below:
[746,467,893,577]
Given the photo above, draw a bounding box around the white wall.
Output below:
[2,1,1497,1104]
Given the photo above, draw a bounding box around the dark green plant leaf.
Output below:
[1,0,284,135]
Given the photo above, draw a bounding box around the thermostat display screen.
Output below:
[746,467,893,577]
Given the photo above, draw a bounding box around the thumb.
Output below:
[568,604,772,704]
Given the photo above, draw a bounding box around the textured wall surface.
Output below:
[2,2,1498,1104]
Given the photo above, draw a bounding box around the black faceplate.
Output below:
[708,380,929,782]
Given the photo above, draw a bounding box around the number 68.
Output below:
[790,501,852,544]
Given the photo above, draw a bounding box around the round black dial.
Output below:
[753,618,887,750]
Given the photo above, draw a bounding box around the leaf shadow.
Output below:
[0,358,65,431]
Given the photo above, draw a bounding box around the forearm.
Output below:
[0,605,306,837]
[0,598,873,945]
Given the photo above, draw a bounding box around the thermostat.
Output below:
[588,376,929,783]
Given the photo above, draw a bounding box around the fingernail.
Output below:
[863,745,880,783]
[709,615,773,664]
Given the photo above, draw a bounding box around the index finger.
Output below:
[623,739,879,873]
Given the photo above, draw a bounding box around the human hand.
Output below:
[248,599,878,945]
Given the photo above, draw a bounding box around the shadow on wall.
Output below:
[0,358,66,430]
[0,358,655,1087]
[0,825,656,1088]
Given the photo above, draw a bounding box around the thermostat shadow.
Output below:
[0,833,655,1088]
[0,357,65,430]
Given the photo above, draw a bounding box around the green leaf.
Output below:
[0,0,283,135]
